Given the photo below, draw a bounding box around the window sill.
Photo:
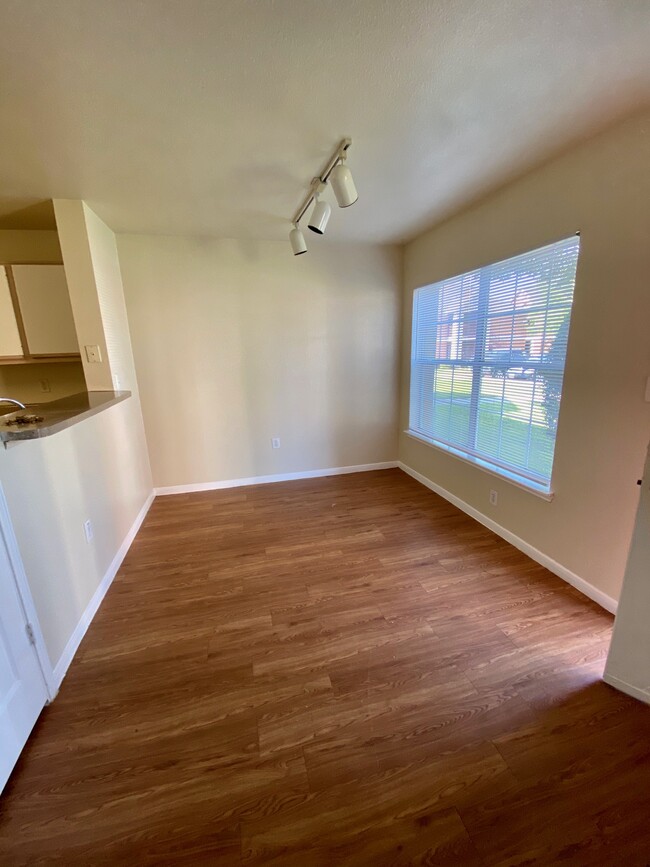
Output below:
[403,430,555,502]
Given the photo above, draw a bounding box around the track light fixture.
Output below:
[330,159,358,208]
[289,224,307,256]
[308,184,331,234]
[288,137,358,255]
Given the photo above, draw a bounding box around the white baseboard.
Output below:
[52,490,155,688]
[397,462,618,615]
[603,673,650,705]
[155,462,399,496]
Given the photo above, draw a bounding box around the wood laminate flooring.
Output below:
[1,469,648,865]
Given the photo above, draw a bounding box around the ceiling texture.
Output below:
[0,0,649,242]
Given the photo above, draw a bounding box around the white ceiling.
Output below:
[0,1,649,243]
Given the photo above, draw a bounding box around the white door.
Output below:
[0,518,48,791]
[605,441,650,704]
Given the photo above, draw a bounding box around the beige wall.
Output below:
[117,236,401,488]
[0,407,151,667]
[0,361,86,403]
[399,110,650,603]
[84,205,141,395]
[0,230,61,264]
[54,201,113,391]
[0,205,152,670]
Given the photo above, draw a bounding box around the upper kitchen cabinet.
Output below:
[0,265,80,361]
[0,268,24,358]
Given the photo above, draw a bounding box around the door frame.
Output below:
[0,482,56,701]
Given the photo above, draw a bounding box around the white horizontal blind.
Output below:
[409,236,580,492]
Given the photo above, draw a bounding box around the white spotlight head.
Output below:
[330,162,358,208]
[289,225,307,255]
[308,188,331,234]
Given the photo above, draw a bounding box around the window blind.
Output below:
[408,236,580,493]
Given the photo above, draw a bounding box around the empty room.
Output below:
[0,1,649,864]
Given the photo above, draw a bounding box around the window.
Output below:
[408,236,580,494]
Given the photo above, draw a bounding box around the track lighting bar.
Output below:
[291,138,352,226]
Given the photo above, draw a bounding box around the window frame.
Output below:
[407,237,580,496]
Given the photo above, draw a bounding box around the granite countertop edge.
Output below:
[0,391,132,443]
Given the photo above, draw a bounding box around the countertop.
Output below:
[0,391,131,443]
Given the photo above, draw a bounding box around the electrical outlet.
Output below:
[83,519,94,543]
[39,379,51,393]
[489,490,498,506]
[85,344,102,363]
[271,437,281,449]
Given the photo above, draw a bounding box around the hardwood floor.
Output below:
[1,468,648,865]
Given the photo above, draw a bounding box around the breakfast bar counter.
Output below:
[0,391,131,444]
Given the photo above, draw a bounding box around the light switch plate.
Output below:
[85,344,102,363]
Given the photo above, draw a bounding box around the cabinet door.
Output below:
[11,265,79,356]
[0,268,24,358]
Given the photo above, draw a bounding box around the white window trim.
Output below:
[404,429,555,501]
